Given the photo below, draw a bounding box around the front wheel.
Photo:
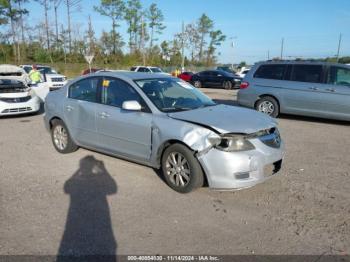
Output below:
[255,96,279,118]
[161,144,204,193]
[193,80,202,88]
[51,119,78,154]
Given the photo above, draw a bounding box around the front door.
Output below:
[96,77,153,162]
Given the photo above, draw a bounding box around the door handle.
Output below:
[99,112,110,118]
[65,105,74,111]
[326,88,336,92]
[309,87,319,91]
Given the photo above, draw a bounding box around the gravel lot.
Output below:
[0,88,349,256]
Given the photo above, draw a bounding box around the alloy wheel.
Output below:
[165,152,191,187]
[53,125,68,150]
[258,101,275,115]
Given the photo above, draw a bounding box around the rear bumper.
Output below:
[237,90,257,108]
[197,139,285,190]
[0,96,41,116]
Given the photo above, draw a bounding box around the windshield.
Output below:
[150,67,162,73]
[38,67,57,74]
[135,78,216,112]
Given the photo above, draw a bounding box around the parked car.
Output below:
[130,66,170,75]
[238,61,350,121]
[178,71,194,82]
[236,67,250,78]
[191,70,242,89]
[0,64,41,116]
[81,68,101,75]
[44,72,284,193]
[21,65,67,90]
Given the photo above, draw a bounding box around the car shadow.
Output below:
[56,155,117,262]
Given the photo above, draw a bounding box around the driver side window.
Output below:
[101,77,150,112]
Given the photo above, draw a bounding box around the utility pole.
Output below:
[336,33,342,62]
[267,50,270,60]
[181,21,185,72]
[280,37,284,60]
[54,0,62,47]
[141,15,146,66]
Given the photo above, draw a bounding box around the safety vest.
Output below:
[29,70,41,83]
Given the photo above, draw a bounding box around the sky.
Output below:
[24,0,350,64]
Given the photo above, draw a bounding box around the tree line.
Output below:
[0,0,226,67]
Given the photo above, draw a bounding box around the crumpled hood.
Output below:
[168,104,277,134]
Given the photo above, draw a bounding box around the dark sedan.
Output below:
[191,70,242,89]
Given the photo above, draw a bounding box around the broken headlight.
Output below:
[208,134,255,152]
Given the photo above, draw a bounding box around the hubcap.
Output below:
[258,101,275,115]
[165,152,190,187]
[53,125,68,150]
[194,81,201,88]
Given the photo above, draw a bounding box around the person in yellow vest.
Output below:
[28,65,42,83]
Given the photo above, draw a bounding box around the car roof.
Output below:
[256,60,350,67]
[93,71,173,81]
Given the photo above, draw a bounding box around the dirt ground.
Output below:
[0,88,349,256]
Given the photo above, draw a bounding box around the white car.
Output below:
[0,64,41,116]
[236,67,250,78]
[130,66,170,75]
[21,65,67,90]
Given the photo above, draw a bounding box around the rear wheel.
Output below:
[51,119,78,154]
[193,80,202,88]
[161,144,204,193]
[223,81,233,90]
[255,96,279,118]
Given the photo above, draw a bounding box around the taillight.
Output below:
[240,81,249,89]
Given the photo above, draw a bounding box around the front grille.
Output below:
[2,107,32,113]
[258,128,281,148]
[51,78,64,82]
[0,96,31,103]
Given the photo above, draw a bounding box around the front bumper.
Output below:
[47,81,67,90]
[197,138,285,190]
[0,96,41,116]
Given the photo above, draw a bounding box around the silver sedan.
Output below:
[44,72,285,193]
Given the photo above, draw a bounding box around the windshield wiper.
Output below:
[162,106,193,112]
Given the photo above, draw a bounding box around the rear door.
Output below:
[280,64,326,114]
[95,77,153,161]
[318,65,350,120]
[63,77,100,147]
[199,71,211,86]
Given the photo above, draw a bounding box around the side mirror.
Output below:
[122,100,142,111]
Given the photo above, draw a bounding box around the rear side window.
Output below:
[69,77,99,102]
[130,67,137,71]
[254,64,287,80]
[291,65,323,83]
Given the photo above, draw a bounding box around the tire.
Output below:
[193,80,202,88]
[51,119,78,154]
[161,143,204,193]
[255,96,279,118]
[223,81,233,90]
